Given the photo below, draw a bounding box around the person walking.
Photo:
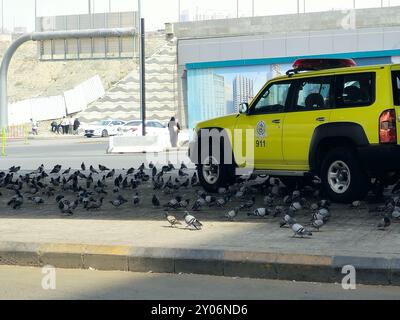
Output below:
[68,116,74,135]
[30,118,38,135]
[168,117,181,148]
[73,118,81,135]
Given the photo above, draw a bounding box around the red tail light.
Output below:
[379,109,397,144]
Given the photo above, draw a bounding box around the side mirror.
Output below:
[239,103,249,115]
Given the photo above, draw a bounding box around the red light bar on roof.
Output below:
[292,58,357,71]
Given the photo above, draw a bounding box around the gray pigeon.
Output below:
[377,217,391,231]
[311,219,325,231]
[280,214,296,228]
[225,208,239,220]
[291,223,313,238]
[184,212,203,230]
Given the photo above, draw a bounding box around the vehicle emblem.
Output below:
[256,121,267,139]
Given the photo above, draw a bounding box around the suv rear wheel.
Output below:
[320,147,369,203]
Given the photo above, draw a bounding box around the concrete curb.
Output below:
[0,241,398,285]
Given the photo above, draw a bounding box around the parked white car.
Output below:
[118,120,168,137]
[84,120,126,138]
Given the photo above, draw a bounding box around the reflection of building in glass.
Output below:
[225,84,234,114]
[233,75,254,113]
[187,69,226,129]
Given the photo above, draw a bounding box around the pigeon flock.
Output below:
[1,163,400,236]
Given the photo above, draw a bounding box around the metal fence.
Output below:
[178,0,399,22]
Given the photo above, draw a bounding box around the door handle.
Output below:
[272,119,281,124]
[316,117,326,122]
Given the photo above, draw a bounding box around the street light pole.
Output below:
[252,0,254,17]
[138,0,146,136]
[1,0,4,34]
[237,0,239,18]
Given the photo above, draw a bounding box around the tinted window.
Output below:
[251,82,292,114]
[392,71,400,106]
[336,73,375,108]
[293,77,333,111]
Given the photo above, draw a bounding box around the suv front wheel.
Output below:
[198,155,235,193]
[320,147,369,203]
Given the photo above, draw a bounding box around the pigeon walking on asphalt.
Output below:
[291,223,313,238]
[184,212,203,230]
[165,213,182,228]
[280,214,297,228]
[225,208,239,220]
[377,216,391,231]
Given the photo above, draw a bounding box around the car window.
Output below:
[392,71,400,106]
[293,77,333,111]
[126,121,141,126]
[99,121,110,126]
[251,82,292,114]
[336,72,375,108]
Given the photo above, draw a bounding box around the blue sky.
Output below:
[1,0,399,32]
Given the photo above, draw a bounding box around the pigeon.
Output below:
[178,169,189,177]
[392,208,400,220]
[152,195,161,207]
[90,165,99,174]
[50,165,62,174]
[291,223,313,238]
[62,168,71,175]
[377,217,391,231]
[280,214,297,228]
[133,192,140,206]
[225,208,239,220]
[165,213,182,228]
[184,212,203,230]
[86,198,104,211]
[191,173,199,186]
[9,166,21,173]
[349,201,362,209]
[28,196,44,205]
[311,219,325,232]
[248,208,269,218]
[99,165,110,172]
[110,196,128,208]
[106,169,116,179]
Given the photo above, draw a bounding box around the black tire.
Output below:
[101,130,109,138]
[198,161,235,193]
[320,147,369,203]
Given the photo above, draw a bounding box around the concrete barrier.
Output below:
[108,130,190,154]
[108,135,167,153]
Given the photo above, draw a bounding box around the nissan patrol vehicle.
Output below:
[189,59,400,203]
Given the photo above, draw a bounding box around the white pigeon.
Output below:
[311,219,324,231]
[184,212,203,230]
[248,207,269,218]
[291,223,313,238]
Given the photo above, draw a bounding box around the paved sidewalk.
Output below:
[0,170,399,285]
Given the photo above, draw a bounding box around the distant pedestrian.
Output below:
[50,121,58,133]
[61,117,68,135]
[168,117,181,148]
[69,116,74,135]
[30,118,38,135]
[73,118,81,135]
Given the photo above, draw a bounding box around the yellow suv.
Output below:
[189,59,400,203]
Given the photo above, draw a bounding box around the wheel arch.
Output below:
[309,122,370,174]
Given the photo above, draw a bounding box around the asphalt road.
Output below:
[0,266,399,300]
[1,137,190,170]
